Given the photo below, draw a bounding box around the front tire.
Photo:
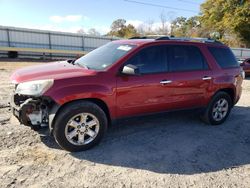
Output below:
[202,92,232,125]
[53,101,108,152]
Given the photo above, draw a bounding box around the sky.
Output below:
[0,0,205,34]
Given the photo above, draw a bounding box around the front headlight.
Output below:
[15,79,54,96]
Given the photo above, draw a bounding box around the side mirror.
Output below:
[121,64,140,75]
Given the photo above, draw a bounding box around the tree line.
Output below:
[79,0,250,47]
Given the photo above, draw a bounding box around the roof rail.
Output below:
[156,36,223,44]
[156,36,170,40]
[129,35,167,40]
[129,35,223,45]
[129,36,148,39]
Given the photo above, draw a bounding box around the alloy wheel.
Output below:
[65,113,100,146]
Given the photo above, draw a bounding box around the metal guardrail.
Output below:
[0,26,118,59]
[0,26,250,60]
[231,48,250,59]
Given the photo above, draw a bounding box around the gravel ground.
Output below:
[0,62,250,188]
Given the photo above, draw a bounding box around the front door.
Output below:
[116,45,173,118]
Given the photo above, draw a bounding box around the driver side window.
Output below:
[124,45,168,74]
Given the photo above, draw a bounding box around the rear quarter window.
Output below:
[208,47,239,68]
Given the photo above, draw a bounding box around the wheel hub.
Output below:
[79,126,87,132]
[65,113,100,146]
[212,98,229,121]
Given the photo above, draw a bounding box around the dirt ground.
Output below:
[0,61,250,188]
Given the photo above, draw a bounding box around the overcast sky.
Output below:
[0,0,205,34]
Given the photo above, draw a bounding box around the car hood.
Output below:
[10,61,96,83]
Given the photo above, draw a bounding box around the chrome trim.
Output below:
[160,80,172,84]
[202,76,212,80]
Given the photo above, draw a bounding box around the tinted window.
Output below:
[168,45,208,72]
[124,45,167,74]
[208,47,239,68]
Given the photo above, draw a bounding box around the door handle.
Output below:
[160,80,172,84]
[202,76,212,80]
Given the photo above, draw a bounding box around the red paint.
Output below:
[241,58,250,74]
[11,40,243,120]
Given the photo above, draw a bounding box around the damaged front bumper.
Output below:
[10,93,59,131]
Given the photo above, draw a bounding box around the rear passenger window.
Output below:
[168,45,208,72]
[124,45,167,74]
[208,47,239,68]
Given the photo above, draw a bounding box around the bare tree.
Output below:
[145,19,155,35]
[167,11,177,36]
[137,24,145,35]
[159,11,168,35]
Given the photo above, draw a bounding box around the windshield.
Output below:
[74,42,136,70]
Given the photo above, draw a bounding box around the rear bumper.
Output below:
[234,75,243,105]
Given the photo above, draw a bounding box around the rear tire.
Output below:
[201,91,232,125]
[53,101,108,152]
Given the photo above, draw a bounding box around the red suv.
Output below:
[10,37,244,152]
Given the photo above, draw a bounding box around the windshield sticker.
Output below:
[117,45,132,51]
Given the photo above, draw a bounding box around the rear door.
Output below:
[166,45,212,109]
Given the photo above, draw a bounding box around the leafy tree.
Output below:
[108,19,138,38]
[110,19,126,32]
[107,1,250,47]
[171,16,188,37]
[171,16,200,37]
[200,0,250,47]
[124,24,138,38]
[227,1,250,47]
